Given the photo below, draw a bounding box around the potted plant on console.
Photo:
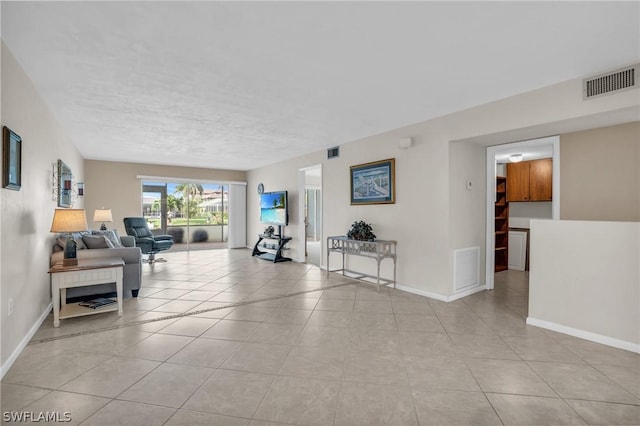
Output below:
[347,220,376,241]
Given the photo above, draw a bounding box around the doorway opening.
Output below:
[305,187,322,266]
[485,136,560,290]
[297,165,322,266]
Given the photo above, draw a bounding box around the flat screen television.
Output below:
[260,190,288,226]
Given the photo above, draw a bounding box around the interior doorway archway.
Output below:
[297,164,323,266]
[485,136,560,290]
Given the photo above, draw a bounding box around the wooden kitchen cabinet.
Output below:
[506,162,529,201]
[529,159,552,200]
[507,159,552,201]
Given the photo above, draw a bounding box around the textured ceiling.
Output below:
[2,2,639,171]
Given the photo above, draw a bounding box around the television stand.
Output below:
[252,233,292,263]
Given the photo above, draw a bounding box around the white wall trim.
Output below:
[1,303,52,379]
[527,316,640,354]
[315,276,451,302]
[136,175,247,186]
[297,169,306,263]
[395,282,484,302]
[301,268,485,303]
[394,283,449,302]
[449,285,486,302]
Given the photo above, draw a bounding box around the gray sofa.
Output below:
[51,234,142,299]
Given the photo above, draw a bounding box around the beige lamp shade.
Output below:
[50,209,88,233]
[93,208,113,230]
[93,208,113,223]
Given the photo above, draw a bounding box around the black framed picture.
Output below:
[350,158,395,205]
[3,126,22,191]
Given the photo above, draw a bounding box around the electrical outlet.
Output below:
[8,298,14,316]
[466,180,473,190]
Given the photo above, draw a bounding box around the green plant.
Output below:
[173,183,204,219]
[347,220,376,241]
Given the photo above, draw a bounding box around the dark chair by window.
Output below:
[123,217,174,263]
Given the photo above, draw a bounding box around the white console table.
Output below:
[49,257,124,327]
[327,236,397,291]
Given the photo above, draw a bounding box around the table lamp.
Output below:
[93,208,113,230]
[50,209,88,266]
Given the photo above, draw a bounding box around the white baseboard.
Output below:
[449,285,486,302]
[286,258,483,303]
[1,302,52,379]
[393,283,449,302]
[394,283,485,302]
[526,316,640,354]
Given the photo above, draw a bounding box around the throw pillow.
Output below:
[56,235,67,250]
[57,232,89,251]
[73,231,90,250]
[82,235,114,249]
[92,229,123,248]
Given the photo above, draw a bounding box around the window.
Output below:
[142,180,229,251]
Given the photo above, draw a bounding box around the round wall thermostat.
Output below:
[257,183,264,194]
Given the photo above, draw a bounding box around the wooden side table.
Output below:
[48,257,124,327]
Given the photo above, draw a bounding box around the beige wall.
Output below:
[249,153,318,262]
[560,122,640,221]
[249,76,639,300]
[1,44,85,369]
[449,141,487,290]
[529,220,639,350]
[249,132,455,298]
[449,141,487,249]
[84,160,246,235]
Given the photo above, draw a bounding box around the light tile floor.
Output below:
[2,249,639,425]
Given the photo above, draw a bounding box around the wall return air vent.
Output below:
[583,64,638,99]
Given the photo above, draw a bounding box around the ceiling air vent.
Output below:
[327,146,339,159]
[583,64,638,99]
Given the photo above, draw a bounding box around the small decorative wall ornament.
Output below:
[52,160,79,207]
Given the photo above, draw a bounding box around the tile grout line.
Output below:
[28,281,358,346]
[37,279,355,423]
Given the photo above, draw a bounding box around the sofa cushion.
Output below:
[56,232,89,250]
[82,235,114,249]
[56,236,68,250]
[92,229,123,248]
